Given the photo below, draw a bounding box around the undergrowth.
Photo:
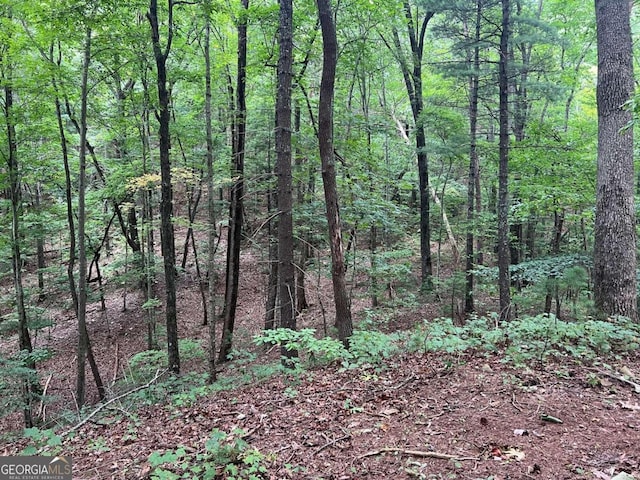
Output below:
[14,310,639,455]
[408,314,640,367]
[148,428,270,480]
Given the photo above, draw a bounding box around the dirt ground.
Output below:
[1,245,639,480]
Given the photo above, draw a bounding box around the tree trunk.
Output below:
[148,0,180,374]
[4,65,39,428]
[76,28,105,405]
[264,124,280,333]
[465,0,482,315]
[276,0,296,361]
[75,28,91,407]
[498,0,512,323]
[388,5,435,290]
[317,0,353,346]
[593,0,637,320]
[139,72,159,350]
[204,11,218,383]
[35,183,46,302]
[219,0,248,362]
[294,101,310,313]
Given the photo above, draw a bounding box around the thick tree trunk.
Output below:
[276,0,296,361]
[593,0,637,320]
[148,0,180,373]
[498,0,512,322]
[317,0,353,346]
[219,0,248,362]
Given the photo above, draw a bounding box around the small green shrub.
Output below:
[347,329,401,366]
[149,428,268,480]
[0,349,50,421]
[253,327,402,369]
[125,339,205,384]
[254,328,348,366]
[21,427,62,456]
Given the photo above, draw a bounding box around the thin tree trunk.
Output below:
[465,0,481,314]
[219,0,248,362]
[203,10,218,383]
[76,28,96,406]
[498,0,512,322]
[317,0,353,346]
[265,140,278,331]
[148,0,180,373]
[35,183,46,302]
[545,207,564,314]
[294,101,310,313]
[139,71,158,350]
[52,55,80,341]
[387,5,435,290]
[4,63,39,428]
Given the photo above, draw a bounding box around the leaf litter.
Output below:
[1,246,639,479]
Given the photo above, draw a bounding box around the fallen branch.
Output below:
[359,447,477,461]
[37,373,54,420]
[61,369,168,438]
[596,368,640,394]
[315,434,351,455]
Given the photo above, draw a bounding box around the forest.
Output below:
[1,0,640,478]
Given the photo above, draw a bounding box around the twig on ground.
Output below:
[359,447,477,461]
[315,433,351,455]
[61,368,167,438]
[511,392,523,412]
[596,368,640,394]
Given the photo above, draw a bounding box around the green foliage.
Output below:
[253,327,401,369]
[408,314,640,367]
[254,328,348,366]
[368,248,415,303]
[0,349,50,421]
[149,428,268,480]
[474,254,591,285]
[125,339,205,384]
[347,329,401,366]
[21,427,62,456]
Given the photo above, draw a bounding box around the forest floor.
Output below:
[1,242,640,480]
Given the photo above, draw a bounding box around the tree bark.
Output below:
[593,0,637,320]
[498,0,512,322]
[219,0,248,362]
[4,60,39,428]
[75,28,91,407]
[276,0,296,361]
[148,0,180,373]
[317,0,353,346]
[465,0,482,315]
[387,4,435,290]
[204,9,218,383]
